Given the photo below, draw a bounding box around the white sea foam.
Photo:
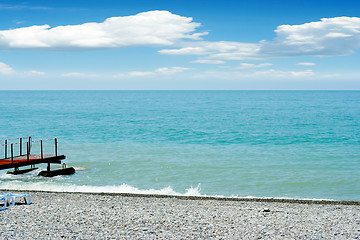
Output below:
[0,180,336,201]
[184,184,202,196]
[0,171,335,201]
[0,169,204,196]
[0,181,205,197]
[72,166,88,171]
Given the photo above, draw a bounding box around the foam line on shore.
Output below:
[1,188,359,206]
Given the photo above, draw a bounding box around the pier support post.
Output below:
[5,140,7,159]
[27,142,29,162]
[11,143,13,164]
[28,136,31,153]
[20,138,22,155]
[55,138,58,157]
[41,140,43,160]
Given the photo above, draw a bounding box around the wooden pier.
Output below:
[0,154,66,171]
[0,137,72,176]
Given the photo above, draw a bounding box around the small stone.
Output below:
[260,208,271,212]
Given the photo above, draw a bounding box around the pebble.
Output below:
[0,191,359,239]
[260,208,271,212]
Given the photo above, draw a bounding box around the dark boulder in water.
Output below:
[39,167,76,177]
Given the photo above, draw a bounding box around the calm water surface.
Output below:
[0,91,359,200]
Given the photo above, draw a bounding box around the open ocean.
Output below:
[0,90,359,201]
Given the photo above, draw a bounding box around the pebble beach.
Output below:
[1,191,360,239]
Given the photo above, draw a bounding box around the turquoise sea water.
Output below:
[0,91,359,201]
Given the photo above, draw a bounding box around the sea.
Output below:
[0,90,359,201]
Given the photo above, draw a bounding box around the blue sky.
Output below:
[0,0,360,90]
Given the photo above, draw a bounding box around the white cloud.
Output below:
[114,66,192,78]
[289,70,315,77]
[0,11,204,49]
[249,69,315,78]
[159,41,260,60]
[236,63,273,69]
[62,72,97,77]
[161,16,360,61]
[25,70,45,75]
[191,59,225,64]
[261,17,360,57]
[197,69,315,80]
[129,71,154,77]
[0,62,15,74]
[155,67,191,74]
[296,62,316,66]
[0,4,51,10]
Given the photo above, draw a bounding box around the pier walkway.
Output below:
[0,137,66,172]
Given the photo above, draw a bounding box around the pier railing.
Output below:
[0,137,58,163]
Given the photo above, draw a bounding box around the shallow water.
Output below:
[0,90,359,200]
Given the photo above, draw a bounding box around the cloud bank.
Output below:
[0,4,51,10]
[114,66,192,78]
[159,41,261,60]
[236,63,273,69]
[200,69,315,80]
[62,72,97,78]
[296,62,316,66]
[25,70,45,75]
[0,11,204,49]
[1,12,359,62]
[261,17,360,57]
[161,17,360,61]
[0,62,15,74]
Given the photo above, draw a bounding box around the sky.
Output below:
[0,0,360,90]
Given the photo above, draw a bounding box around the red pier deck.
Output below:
[0,154,66,171]
[0,137,66,172]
